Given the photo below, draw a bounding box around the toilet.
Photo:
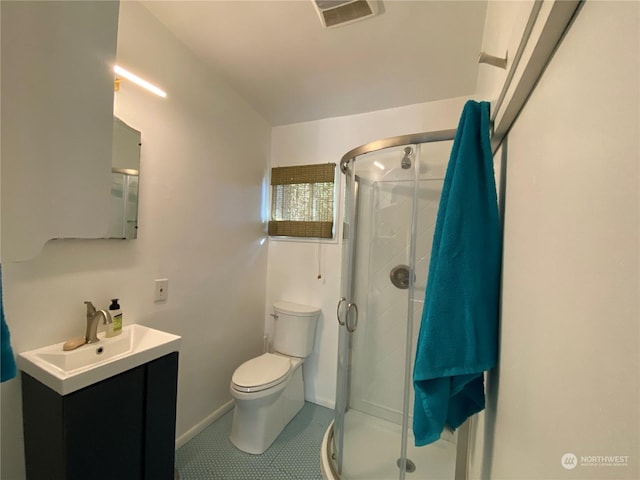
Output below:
[229,300,321,454]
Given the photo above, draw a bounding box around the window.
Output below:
[269,163,336,239]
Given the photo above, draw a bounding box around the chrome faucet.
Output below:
[84,301,112,344]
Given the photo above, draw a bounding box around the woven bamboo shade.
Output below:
[268,220,333,238]
[270,163,335,185]
[269,163,336,239]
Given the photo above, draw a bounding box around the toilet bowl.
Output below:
[229,301,321,454]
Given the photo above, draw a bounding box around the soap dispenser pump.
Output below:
[108,299,123,337]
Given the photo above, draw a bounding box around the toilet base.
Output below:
[230,363,304,454]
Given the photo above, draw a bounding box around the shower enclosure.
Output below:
[108,168,139,239]
[321,130,468,480]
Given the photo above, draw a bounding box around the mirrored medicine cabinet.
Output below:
[2,0,123,262]
[108,117,142,239]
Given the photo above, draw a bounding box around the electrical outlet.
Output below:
[154,279,169,302]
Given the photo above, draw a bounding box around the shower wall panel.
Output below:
[349,176,443,425]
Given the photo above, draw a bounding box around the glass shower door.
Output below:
[333,158,358,475]
[334,144,420,480]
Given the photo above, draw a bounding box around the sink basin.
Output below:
[17,324,181,395]
[38,330,133,372]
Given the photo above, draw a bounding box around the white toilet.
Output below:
[229,300,321,454]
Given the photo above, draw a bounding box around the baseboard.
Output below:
[175,399,235,449]
[308,396,335,410]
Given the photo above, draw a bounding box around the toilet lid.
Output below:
[232,353,291,392]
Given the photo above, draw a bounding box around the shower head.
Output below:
[401,147,412,169]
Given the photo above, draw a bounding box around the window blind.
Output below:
[269,163,336,239]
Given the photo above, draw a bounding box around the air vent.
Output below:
[312,0,379,28]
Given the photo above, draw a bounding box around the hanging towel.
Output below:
[1,264,17,382]
[412,100,501,446]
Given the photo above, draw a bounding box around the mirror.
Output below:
[108,117,141,239]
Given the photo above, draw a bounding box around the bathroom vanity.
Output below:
[18,325,181,480]
[21,353,178,480]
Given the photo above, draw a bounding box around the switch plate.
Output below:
[154,279,169,302]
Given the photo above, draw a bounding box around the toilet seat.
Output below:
[231,353,291,393]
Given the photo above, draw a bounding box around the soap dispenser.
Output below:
[108,299,123,337]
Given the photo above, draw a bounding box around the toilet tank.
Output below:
[273,301,321,358]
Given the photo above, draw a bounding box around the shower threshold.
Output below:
[321,410,457,480]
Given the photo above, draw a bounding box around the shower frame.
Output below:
[330,128,471,480]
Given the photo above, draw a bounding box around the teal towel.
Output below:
[413,100,501,446]
[1,265,17,382]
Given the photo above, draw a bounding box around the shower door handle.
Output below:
[346,302,358,333]
[336,297,346,326]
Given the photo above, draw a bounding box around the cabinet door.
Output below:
[65,366,146,480]
[144,352,179,480]
[22,373,66,479]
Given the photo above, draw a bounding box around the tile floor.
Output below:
[176,402,333,480]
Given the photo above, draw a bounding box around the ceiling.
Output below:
[141,0,488,126]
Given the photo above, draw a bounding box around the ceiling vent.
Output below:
[312,0,380,28]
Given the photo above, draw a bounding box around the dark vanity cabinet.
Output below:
[21,352,179,480]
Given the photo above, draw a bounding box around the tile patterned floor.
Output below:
[176,402,333,480]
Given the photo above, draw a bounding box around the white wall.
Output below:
[267,96,474,408]
[470,1,639,478]
[0,2,271,479]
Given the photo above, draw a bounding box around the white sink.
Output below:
[17,324,181,395]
